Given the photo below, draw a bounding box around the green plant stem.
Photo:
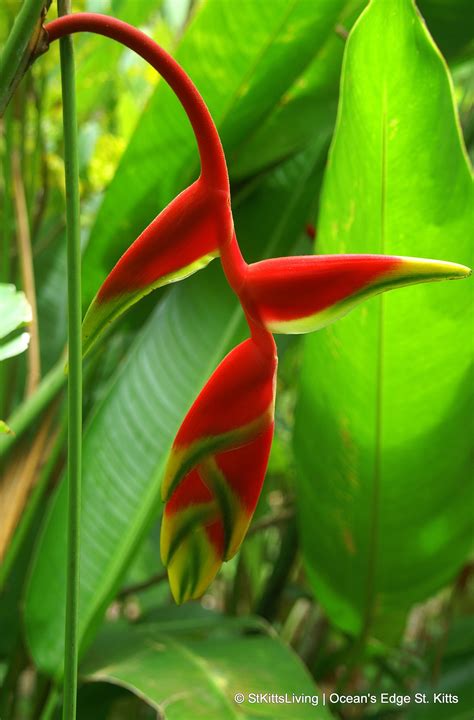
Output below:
[0,106,14,418]
[0,0,50,115]
[0,358,65,459]
[57,0,82,717]
[0,108,14,282]
[256,517,298,621]
[39,687,59,720]
[0,641,25,719]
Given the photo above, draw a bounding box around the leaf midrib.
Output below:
[362,75,388,640]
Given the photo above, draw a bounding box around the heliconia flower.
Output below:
[242,254,471,334]
[161,249,470,601]
[81,179,232,357]
[43,13,472,607]
[161,337,277,603]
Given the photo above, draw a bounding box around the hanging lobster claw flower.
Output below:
[161,337,277,603]
[242,254,471,333]
[82,179,232,357]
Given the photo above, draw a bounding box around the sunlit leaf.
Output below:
[294,0,473,643]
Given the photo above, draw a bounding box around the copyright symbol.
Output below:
[235,693,245,704]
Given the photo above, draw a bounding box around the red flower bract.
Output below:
[243,254,471,334]
[161,338,276,603]
[81,180,232,357]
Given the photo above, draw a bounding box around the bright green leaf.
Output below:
[230,1,367,180]
[294,0,473,643]
[0,283,31,361]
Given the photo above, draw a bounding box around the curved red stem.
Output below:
[45,13,229,192]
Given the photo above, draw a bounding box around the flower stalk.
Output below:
[56,1,81,718]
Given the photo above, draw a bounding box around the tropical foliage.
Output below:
[0,0,472,718]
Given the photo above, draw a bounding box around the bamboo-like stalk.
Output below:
[0,109,14,282]
[12,146,41,396]
[0,107,15,419]
[57,0,81,717]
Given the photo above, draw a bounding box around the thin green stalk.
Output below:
[1,107,14,281]
[0,0,50,116]
[57,0,81,717]
[1,106,15,418]
[39,687,59,720]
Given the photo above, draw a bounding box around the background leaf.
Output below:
[79,616,333,719]
[294,0,473,644]
[0,283,31,361]
[407,617,474,720]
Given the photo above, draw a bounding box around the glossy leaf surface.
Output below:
[294,0,473,642]
[80,617,333,719]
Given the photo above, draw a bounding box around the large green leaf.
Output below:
[417,0,474,63]
[294,0,473,643]
[80,0,345,305]
[24,142,326,675]
[230,1,367,181]
[80,617,332,720]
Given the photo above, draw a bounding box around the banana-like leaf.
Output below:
[230,1,367,180]
[294,0,473,643]
[79,617,333,719]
